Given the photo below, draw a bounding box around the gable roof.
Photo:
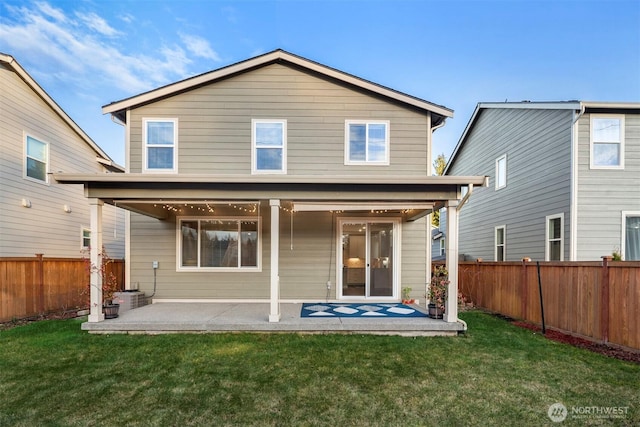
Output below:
[0,53,123,172]
[102,49,453,126]
[444,100,640,174]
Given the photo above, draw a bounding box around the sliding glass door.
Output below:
[340,219,396,299]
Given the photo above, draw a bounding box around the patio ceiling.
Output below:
[54,173,488,219]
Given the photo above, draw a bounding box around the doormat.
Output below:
[301,303,427,318]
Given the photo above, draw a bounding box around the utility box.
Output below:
[113,291,147,313]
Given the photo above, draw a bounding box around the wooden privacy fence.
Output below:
[457,259,640,351]
[0,255,124,322]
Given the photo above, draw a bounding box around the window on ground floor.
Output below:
[178,218,260,270]
[546,213,564,261]
[623,212,640,261]
[439,239,445,256]
[495,225,506,261]
[82,227,91,249]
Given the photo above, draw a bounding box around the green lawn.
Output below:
[0,311,637,426]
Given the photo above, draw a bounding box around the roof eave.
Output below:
[1,52,117,166]
[102,49,453,124]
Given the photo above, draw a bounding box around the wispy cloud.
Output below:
[76,11,121,37]
[0,1,221,95]
[179,33,220,61]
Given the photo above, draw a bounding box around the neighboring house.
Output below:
[56,49,486,323]
[445,101,640,262]
[431,208,446,261]
[0,53,125,259]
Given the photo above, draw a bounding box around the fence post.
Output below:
[521,258,531,320]
[600,255,612,343]
[36,254,45,313]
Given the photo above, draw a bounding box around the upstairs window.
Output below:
[143,118,177,172]
[345,121,389,165]
[591,115,624,169]
[495,154,507,190]
[546,213,564,261]
[252,119,286,174]
[25,135,48,183]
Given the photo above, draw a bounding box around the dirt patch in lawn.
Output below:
[512,320,640,364]
[0,310,83,332]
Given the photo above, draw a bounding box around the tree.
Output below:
[432,153,447,227]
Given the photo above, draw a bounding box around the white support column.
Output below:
[444,200,459,323]
[269,199,281,322]
[88,198,104,323]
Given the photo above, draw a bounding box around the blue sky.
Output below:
[2,0,639,166]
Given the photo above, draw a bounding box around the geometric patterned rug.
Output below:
[301,303,427,318]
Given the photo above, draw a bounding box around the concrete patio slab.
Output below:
[81,302,465,336]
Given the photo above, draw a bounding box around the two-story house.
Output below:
[0,53,124,259]
[445,101,640,262]
[56,50,486,324]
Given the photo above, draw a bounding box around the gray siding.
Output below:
[128,63,431,176]
[129,208,428,301]
[576,112,640,260]
[0,63,125,258]
[447,108,573,261]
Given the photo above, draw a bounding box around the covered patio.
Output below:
[55,173,487,330]
[81,302,465,336]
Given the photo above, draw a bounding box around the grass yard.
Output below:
[0,311,637,426]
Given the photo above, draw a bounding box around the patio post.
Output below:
[269,199,281,322]
[444,200,459,322]
[88,198,104,323]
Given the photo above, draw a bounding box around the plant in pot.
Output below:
[82,247,120,319]
[428,265,449,319]
[401,287,415,305]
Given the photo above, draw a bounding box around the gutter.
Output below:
[569,103,586,260]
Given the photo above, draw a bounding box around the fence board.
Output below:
[0,257,124,322]
[456,260,640,351]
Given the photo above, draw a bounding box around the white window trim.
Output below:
[251,119,287,174]
[590,114,625,170]
[81,227,91,250]
[24,132,50,185]
[495,225,506,261]
[545,213,564,261]
[142,118,178,173]
[439,239,446,256]
[176,216,262,272]
[495,154,507,190]
[344,120,390,165]
[621,211,640,261]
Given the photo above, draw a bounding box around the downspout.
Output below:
[453,177,488,331]
[455,184,473,332]
[570,104,586,261]
[428,116,447,175]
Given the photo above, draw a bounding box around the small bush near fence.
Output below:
[0,255,124,322]
[455,258,640,351]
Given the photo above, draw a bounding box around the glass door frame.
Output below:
[336,217,401,300]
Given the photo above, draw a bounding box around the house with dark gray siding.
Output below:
[56,49,486,325]
[0,53,125,259]
[445,101,640,262]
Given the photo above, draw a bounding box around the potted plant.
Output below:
[401,287,415,305]
[428,265,449,319]
[82,247,121,319]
